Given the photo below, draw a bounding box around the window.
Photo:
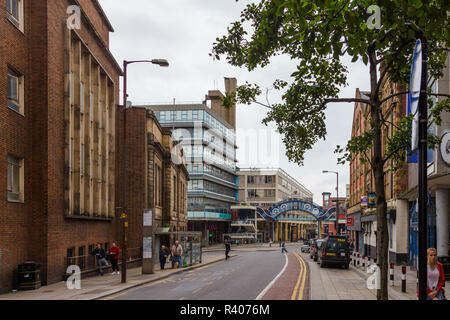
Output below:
[7,155,24,202]
[6,0,23,31]
[173,176,177,211]
[7,68,24,114]
[247,189,257,198]
[78,246,86,270]
[247,176,255,184]
[67,247,75,267]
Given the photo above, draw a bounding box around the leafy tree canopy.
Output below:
[212,0,450,168]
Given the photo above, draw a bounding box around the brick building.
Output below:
[115,107,189,256]
[0,0,122,292]
[347,81,409,264]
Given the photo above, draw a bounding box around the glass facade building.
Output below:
[147,105,239,224]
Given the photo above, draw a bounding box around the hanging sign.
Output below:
[409,39,422,151]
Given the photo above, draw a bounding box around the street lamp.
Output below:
[121,59,169,283]
[322,170,339,236]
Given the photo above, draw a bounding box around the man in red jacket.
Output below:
[109,242,121,275]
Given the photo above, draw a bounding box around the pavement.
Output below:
[348,256,450,300]
[0,252,236,300]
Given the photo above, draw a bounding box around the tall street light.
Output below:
[121,59,169,283]
[323,170,339,236]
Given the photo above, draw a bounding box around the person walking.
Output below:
[281,241,288,253]
[159,245,169,270]
[423,248,446,300]
[108,242,120,275]
[91,243,108,276]
[171,240,183,269]
[225,241,231,260]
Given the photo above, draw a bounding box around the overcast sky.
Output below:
[98,0,370,204]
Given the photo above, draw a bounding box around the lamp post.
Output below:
[121,59,169,283]
[323,170,339,235]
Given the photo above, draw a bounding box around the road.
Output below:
[102,244,379,300]
[104,250,287,300]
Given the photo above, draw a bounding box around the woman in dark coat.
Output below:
[159,245,169,270]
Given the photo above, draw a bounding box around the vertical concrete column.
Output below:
[396,199,409,263]
[436,189,450,257]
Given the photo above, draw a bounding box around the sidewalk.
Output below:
[349,259,450,300]
[0,252,236,300]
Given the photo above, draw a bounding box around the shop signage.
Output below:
[347,216,354,226]
[361,196,368,207]
[368,193,376,208]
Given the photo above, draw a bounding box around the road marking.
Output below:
[255,253,289,300]
[291,252,307,300]
[291,253,304,300]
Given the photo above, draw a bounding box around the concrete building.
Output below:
[141,78,239,246]
[0,0,122,292]
[236,168,314,242]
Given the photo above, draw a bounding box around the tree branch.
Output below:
[379,91,409,106]
[324,97,371,105]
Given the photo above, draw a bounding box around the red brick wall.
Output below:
[0,0,120,292]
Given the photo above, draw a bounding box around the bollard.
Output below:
[353,253,357,266]
[357,253,360,266]
[390,264,394,286]
[402,265,407,292]
[362,256,366,271]
[367,256,371,267]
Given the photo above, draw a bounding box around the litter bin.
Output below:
[18,262,41,290]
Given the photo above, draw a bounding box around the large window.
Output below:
[7,155,24,202]
[6,0,23,31]
[7,68,24,114]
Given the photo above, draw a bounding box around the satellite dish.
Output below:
[440,132,450,166]
[409,39,422,151]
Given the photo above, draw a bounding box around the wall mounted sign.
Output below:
[361,196,368,207]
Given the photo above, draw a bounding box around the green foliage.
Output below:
[212,0,450,168]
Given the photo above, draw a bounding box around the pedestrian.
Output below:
[420,248,446,300]
[225,241,231,260]
[171,240,183,269]
[91,243,108,276]
[281,241,288,253]
[269,238,272,247]
[108,242,120,275]
[159,245,169,270]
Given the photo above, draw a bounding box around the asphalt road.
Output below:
[105,249,286,300]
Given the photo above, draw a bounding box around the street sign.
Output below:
[368,193,376,208]
[143,210,153,226]
[410,39,422,151]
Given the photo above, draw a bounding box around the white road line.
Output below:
[255,253,289,300]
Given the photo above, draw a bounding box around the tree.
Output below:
[211,0,450,300]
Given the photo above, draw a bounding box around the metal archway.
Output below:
[256,199,336,221]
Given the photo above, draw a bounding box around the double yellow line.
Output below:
[291,252,307,300]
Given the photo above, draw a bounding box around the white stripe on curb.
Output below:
[255,252,289,300]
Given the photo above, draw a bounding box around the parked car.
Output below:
[318,235,350,269]
[301,240,311,253]
[310,238,325,262]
